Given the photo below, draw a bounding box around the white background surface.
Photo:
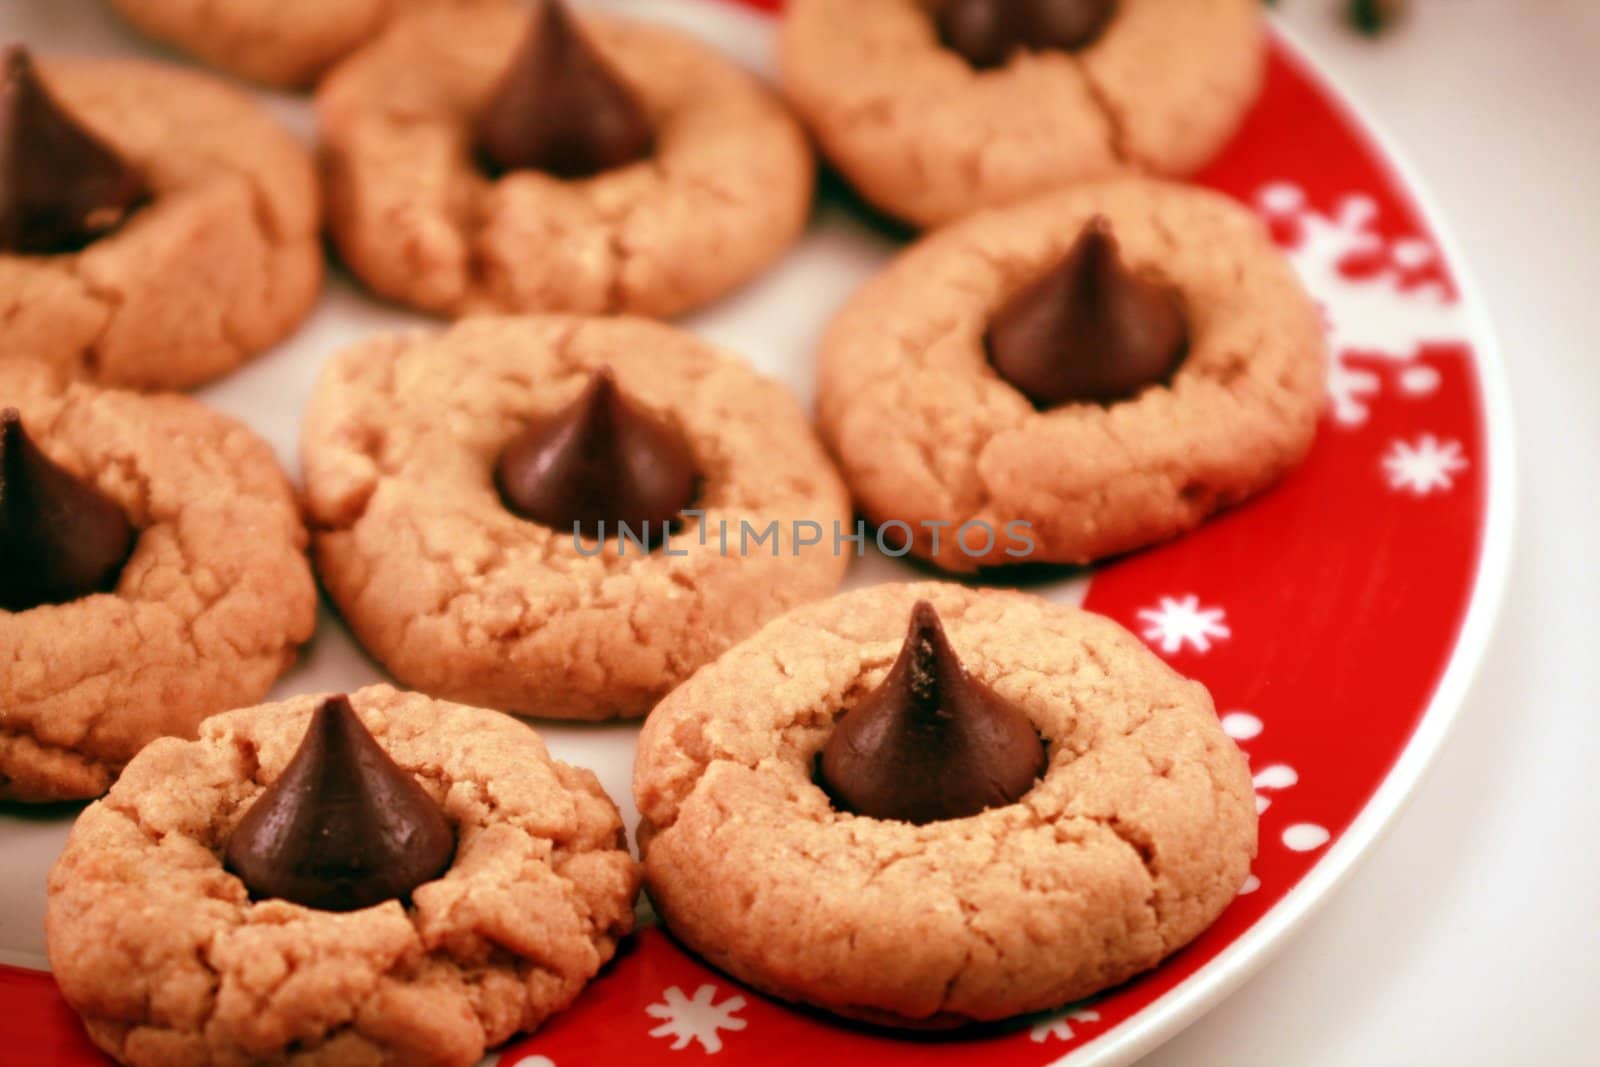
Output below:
[1148,2,1599,1063]
[3,1,1596,1064]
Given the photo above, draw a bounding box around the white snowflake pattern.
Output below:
[1222,713,1319,880]
[1256,183,1465,427]
[645,984,748,1054]
[1030,1006,1102,1044]
[1252,763,1299,814]
[1382,434,1469,496]
[1137,595,1230,654]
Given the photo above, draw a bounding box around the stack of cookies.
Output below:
[0,1,1327,1063]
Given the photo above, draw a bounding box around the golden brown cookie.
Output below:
[816,179,1326,572]
[317,4,814,318]
[301,315,852,721]
[0,361,316,803]
[634,581,1257,1027]
[105,0,490,90]
[46,684,641,1066]
[0,56,322,391]
[780,0,1264,227]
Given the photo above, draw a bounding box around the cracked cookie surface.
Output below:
[0,361,316,803]
[317,5,814,319]
[301,315,852,721]
[0,57,322,392]
[106,0,488,89]
[779,0,1263,227]
[46,683,642,1066]
[634,581,1256,1026]
[816,179,1326,572]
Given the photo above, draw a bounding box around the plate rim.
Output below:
[1048,19,1519,1067]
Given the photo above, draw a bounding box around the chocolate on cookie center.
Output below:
[0,407,137,612]
[986,215,1189,407]
[495,366,699,549]
[476,0,655,180]
[820,599,1045,824]
[224,694,456,913]
[934,0,1118,70]
[0,45,148,255]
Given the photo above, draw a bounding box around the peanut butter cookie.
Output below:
[317,3,813,319]
[301,315,852,721]
[635,581,1257,1027]
[0,52,321,390]
[780,0,1263,226]
[816,179,1326,572]
[47,684,640,1065]
[0,361,315,802]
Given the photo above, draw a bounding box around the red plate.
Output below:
[0,2,1512,1065]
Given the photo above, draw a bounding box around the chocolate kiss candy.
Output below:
[495,367,696,546]
[1023,0,1117,51]
[476,0,655,179]
[935,0,1018,69]
[987,217,1187,406]
[0,408,136,612]
[0,45,148,254]
[820,600,1045,825]
[936,0,1115,69]
[224,695,455,912]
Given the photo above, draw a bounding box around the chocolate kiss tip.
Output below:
[494,367,697,546]
[908,597,942,637]
[986,215,1187,408]
[0,408,136,613]
[224,695,455,913]
[475,0,654,179]
[819,599,1046,826]
[1,42,148,254]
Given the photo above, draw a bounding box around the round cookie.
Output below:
[0,361,316,803]
[635,581,1257,1026]
[301,315,852,720]
[105,0,490,90]
[816,178,1326,572]
[47,684,641,1066]
[779,0,1264,227]
[317,4,814,319]
[0,56,321,391]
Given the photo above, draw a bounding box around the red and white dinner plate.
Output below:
[0,1,1513,1064]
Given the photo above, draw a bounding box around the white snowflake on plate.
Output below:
[1256,183,1466,427]
[645,984,748,1054]
[1030,1006,1102,1044]
[1382,434,1468,495]
[1137,595,1230,654]
[1252,763,1299,814]
[1218,712,1326,872]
